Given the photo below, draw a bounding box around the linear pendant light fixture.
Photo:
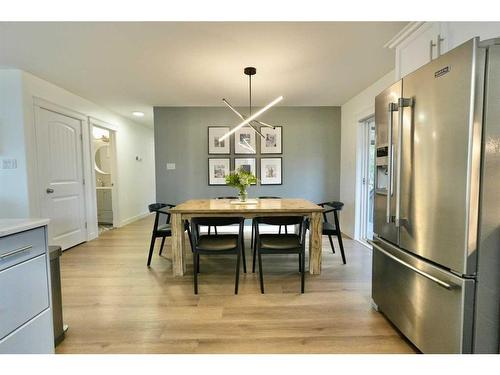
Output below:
[218,67,283,142]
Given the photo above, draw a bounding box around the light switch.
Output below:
[166,163,176,170]
[1,158,17,169]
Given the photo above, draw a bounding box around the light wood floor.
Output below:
[55,215,417,354]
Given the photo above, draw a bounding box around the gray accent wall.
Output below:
[154,106,341,204]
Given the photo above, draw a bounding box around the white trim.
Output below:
[353,105,375,242]
[32,98,94,245]
[88,118,120,231]
[118,211,151,227]
[384,22,426,49]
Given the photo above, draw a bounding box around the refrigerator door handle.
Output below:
[386,102,398,224]
[395,98,413,227]
[371,241,455,290]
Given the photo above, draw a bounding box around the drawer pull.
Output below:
[370,241,454,290]
[0,245,33,260]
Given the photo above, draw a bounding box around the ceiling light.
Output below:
[218,67,283,142]
[132,111,145,117]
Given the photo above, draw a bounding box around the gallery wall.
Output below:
[154,106,341,204]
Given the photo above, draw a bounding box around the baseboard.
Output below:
[117,212,151,227]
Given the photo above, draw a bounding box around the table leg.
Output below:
[309,211,322,274]
[171,213,186,276]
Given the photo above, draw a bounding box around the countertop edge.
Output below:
[0,219,50,237]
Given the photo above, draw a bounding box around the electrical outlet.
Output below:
[166,163,176,170]
[1,158,17,169]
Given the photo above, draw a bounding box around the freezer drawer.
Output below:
[371,238,475,353]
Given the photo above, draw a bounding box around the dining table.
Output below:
[168,198,324,276]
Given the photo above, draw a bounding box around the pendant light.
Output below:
[218,67,282,142]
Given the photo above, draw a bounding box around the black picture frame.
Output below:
[260,157,283,185]
[208,157,231,185]
[208,126,230,155]
[260,126,283,154]
[234,157,257,185]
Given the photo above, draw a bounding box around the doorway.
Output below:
[91,124,118,234]
[35,107,87,250]
[359,116,376,244]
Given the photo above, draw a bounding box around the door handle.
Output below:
[395,98,413,227]
[386,103,398,224]
[46,188,54,194]
[429,39,436,60]
[370,241,455,290]
[436,34,445,57]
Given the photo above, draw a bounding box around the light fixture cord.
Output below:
[249,74,252,116]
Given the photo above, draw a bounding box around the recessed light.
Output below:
[132,111,145,117]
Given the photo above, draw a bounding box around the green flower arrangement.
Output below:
[225,167,257,201]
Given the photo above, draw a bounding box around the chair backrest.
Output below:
[258,196,281,199]
[254,216,304,226]
[216,196,238,199]
[148,203,175,229]
[255,216,308,246]
[318,201,344,225]
[190,217,244,245]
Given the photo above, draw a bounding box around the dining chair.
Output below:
[318,201,346,264]
[208,197,238,235]
[254,216,308,294]
[146,203,191,266]
[251,196,287,272]
[189,217,246,294]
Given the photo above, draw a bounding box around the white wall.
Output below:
[0,69,155,231]
[340,70,395,239]
[0,70,30,218]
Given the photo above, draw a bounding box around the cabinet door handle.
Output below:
[0,245,33,260]
[436,34,445,57]
[429,39,437,60]
[46,188,54,194]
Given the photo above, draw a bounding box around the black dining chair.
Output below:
[254,216,308,294]
[318,201,346,264]
[146,203,191,266]
[189,217,246,294]
[207,197,238,235]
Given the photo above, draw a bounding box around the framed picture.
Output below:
[208,126,230,154]
[234,158,257,185]
[260,126,282,154]
[234,127,256,154]
[208,158,230,185]
[260,157,282,185]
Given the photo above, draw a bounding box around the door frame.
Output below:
[357,115,375,247]
[89,117,120,231]
[32,97,96,241]
[354,106,375,248]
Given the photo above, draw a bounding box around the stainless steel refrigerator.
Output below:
[371,37,500,354]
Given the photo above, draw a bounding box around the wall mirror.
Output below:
[94,143,111,175]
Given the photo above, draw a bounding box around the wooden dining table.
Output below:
[168,198,324,276]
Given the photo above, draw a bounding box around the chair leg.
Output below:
[279,225,282,234]
[235,249,241,294]
[252,223,257,273]
[328,235,335,253]
[299,252,303,272]
[159,237,166,256]
[215,226,218,235]
[337,232,346,264]
[301,250,305,294]
[258,249,265,294]
[208,226,211,235]
[147,235,156,267]
[241,237,247,273]
[193,253,199,294]
[285,226,288,234]
[197,253,200,273]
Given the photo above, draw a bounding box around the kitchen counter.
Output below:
[0,218,50,237]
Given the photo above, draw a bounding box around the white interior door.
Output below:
[36,107,87,250]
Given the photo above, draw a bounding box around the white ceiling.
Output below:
[0,22,406,127]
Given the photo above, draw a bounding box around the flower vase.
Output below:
[238,189,248,202]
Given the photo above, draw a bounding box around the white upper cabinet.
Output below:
[388,22,500,79]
